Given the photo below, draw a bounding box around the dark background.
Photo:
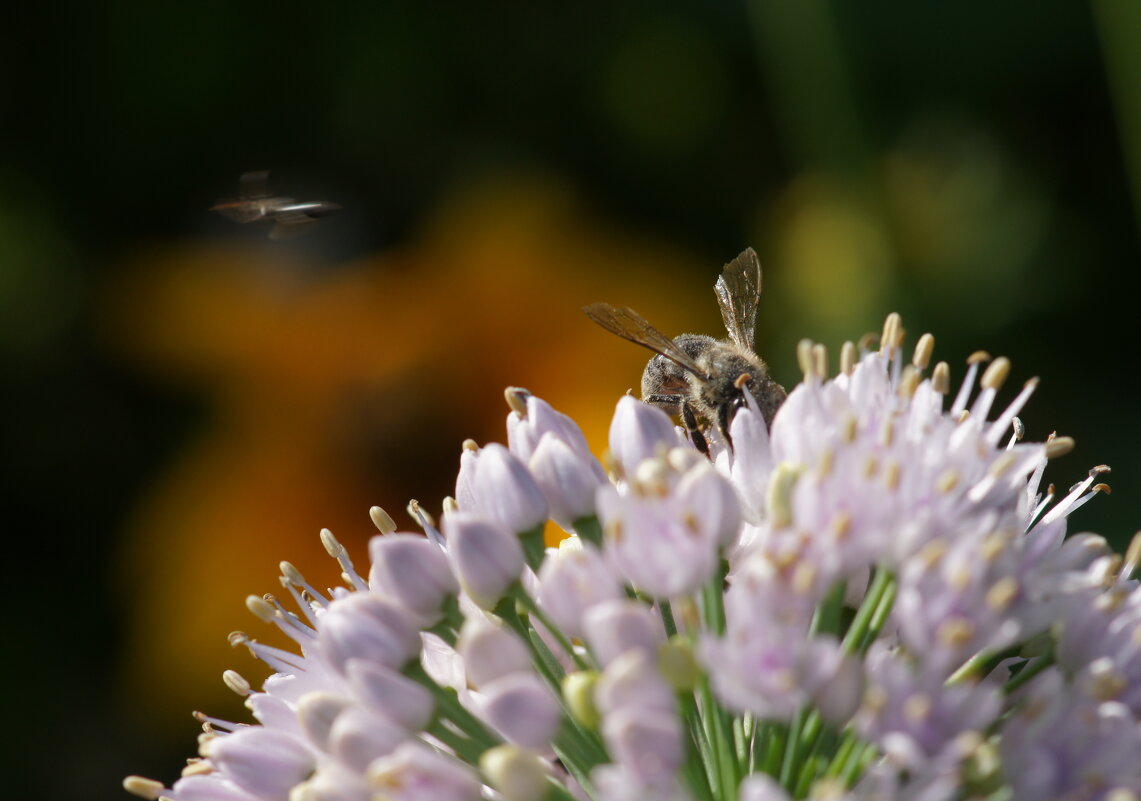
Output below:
[3,3,1139,800]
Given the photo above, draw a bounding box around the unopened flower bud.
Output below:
[562,670,601,729]
[346,660,435,732]
[479,744,550,801]
[481,673,563,749]
[657,636,699,692]
[537,540,623,640]
[367,743,481,801]
[676,462,742,550]
[597,480,720,599]
[594,650,676,716]
[608,395,677,477]
[368,533,458,625]
[203,727,316,800]
[809,649,863,727]
[296,692,352,749]
[583,599,664,667]
[317,593,422,675]
[458,443,549,534]
[507,390,594,465]
[444,511,525,609]
[456,617,532,688]
[529,435,605,529]
[600,705,684,783]
[326,707,406,773]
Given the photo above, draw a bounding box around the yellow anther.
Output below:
[504,386,530,415]
[932,362,950,395]
[980,357,1011,391]
[812,343,828,379]
[369,506,397,534]
[986,577,1019,611]
[840,341,857,375]
[912,333,935,370]
[246,595,277,623]
[797,339,815,380]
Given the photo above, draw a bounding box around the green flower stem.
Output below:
[863,576,897,650]
[572,515,603,547]
[495,596,564,685]
[542,778,582,801]
[544,776,584,801]
[841,568,895,655]
[494,597,610,769]
[793,754,825,798]
[427,719,485,764]
[697,565,738,800]
[697,675,738,801]
[406,663,500,751]
[553,744,596,800]
[513,589,591,671]
[519,525,547,572]
[680,729,717,801]
[660,599,679,638]
[1003,648,1057,696]
[733,715,748,771]
[701,563,729,636]
[678,690,715,777]
[946,643,1021,686]
[778,708,807,789]
[810,581,847,636]
[743,714,759,774]
[758,722,787,778]
[839,741,876,788]
[822,730,857,778]
[796,711,824,767]
[808,719,838,765]
[552,720,607,778]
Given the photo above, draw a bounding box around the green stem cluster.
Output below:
[405,561,922,800]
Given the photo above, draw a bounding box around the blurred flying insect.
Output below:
[584,248,786,454]
[211,171,341,239]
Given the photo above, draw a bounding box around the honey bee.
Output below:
[211,171,340,239]
[584,248,786,453]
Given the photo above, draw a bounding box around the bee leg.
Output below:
[644,393,685,415]
[681,401,709,456]
[716,401,736,452]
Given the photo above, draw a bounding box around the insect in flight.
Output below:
[211,171,341,239]
[584,248,786,454]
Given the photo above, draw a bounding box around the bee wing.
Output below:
[275,201,342,220]
[211,172,274,222]
[583,303,710,379]
[210,200,266,223]
[714,247,762,351]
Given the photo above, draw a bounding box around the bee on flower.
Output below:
[127,252,1138,801]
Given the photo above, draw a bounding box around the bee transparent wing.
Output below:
[210,171,274,223]
[210,200,266,223]
[714,247,762,351]
[275,201,342,221]
[583,303,710,379]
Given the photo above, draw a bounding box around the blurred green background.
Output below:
[3,2,1140,800]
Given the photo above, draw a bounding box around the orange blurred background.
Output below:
[103,176,711,728]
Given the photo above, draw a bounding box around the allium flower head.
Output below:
[128,270,1138,801]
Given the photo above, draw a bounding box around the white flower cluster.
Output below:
[126,315,1140,801]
